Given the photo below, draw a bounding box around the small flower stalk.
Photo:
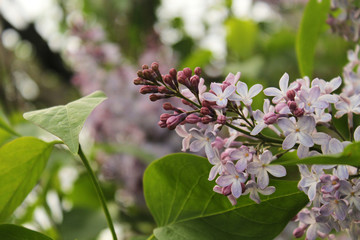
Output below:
[134,45,360,240]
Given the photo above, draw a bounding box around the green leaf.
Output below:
[273,142,360,166]
[0,224,52,240]
[0,117,20,137]
[296,0,330,77]
[226,18,258,59]
[23,91,107,154]
[180,49,212,70]
[0,137,54,221]
[144,153,308,240]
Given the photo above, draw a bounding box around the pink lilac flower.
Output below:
[355,125,360,141]
[277,116,315,150]
[297,208,332,240]
[208,149,226,181]
[339,180,360,210]
[298,165,324,201]
[216,161,248,198]
[250,99,275,135]
[296,86,329,113]
[247,150,286,189]
[203,83,235,108]
[229,81,263,106]
[320,192,348,221]
[175,125,192,152]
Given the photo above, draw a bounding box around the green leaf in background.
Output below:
[144,153,308,240]
[226,18,258,59]
[180,49,212,70]
[296,0,330,77]
[23,91,107,154]
[0,117,20,137]
[0,137,54,221]
[273,141,360,166]
[0,224,52,240]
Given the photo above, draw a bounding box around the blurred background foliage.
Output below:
[0,0,356,239]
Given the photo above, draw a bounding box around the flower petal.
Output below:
[216,175,234,187]
[282,133,296,150]
[266,165,286,177]
[298,132,314,147]
[248,84,263,98]
[279,73,289,92]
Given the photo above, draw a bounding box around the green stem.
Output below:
[147,234,156,240]
[78,145,118,240]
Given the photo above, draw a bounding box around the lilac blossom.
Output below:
[263,73,297,103]
[243,180,275,204]
[203,83,235,108]
[189,128,216,159]
[216,162,247,198]
[229,81,263,106]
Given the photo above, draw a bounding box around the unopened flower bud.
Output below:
[194,67,202,76]
[149,94,162,101]
[166,113,186,130]
[190,75,200,89]
[222,185,232,196]
[286,89,296,101]
[201,116,213,124]
[158,120,167,128]
[163,74,175,88]
[143,69,156,80]
[293,108,304,117]
[216,115,226,125]
[163,102,174,111]
[160,113,172,121]
[140,85,158,94]
[183,67,192,78]
[293,227,305,238]
[133,77,145,85]
[202,100,214,108]
[181,99,193,106]
[186,114,201,124]
[158,86,173,94]
[287,101,297,111]
[151,62,159,71]
[137,70,145,78]
[169,68,177,79]
[200,107,211,115]
[142,64,149,69]
[263,112,278,124]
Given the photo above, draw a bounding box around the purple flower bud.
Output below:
[160,113,172,121]
[201,116,212,124]
[293,108,304,117]
[287,100,297,111]
[181,99,193,106]
[200,107,211,115]
[142,64,149,69]
[133,77,146,85]
[140,85,158,94]
[190,75,200,89]
[169,68,177,79]
[163,102,174,111]
[222,185,232,196]
[194,67,202,76]
[149,94,162,101]
[151,62,159,71]
[286,89,296,101]
[293,227,305,238]
[217,115,226,125]
[186,114,201,124]
[143,69,157,80]
[166,113,186,130]
[137,70,145,78]
[263,112,278,124]
[158,120,167,128]
[183,67,192,78]
[158,86,173,94]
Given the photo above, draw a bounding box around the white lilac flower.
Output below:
[328,138,351,180]
[228,81,263,106]
[335,94,360,118]
[320,192,348,221]
[243,180,275,204]
[263,73,297,103]
[229,146,253,171]
[297,209,332,240]
[354,125,360,141]
[312,76,342,95]
[203,83,235,108]
[313,109,332,123]
[175,125,192,152]
[277,116,315,150]
[250,99,275,135]
[223,72,241,87]
[296,86,329,114]
[189,128,216,159]
[247,150,286,189]
[216,161,247,198]
[339,180,360,210]
[298,165,323,201]
[208,149,226,181]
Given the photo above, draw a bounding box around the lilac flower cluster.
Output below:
[327,0,360,41]
[134,45,360,239]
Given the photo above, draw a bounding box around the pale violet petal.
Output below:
[279,72,289,92]
[250,123,266,136]
[257,169,269,189]
[236,81,248,97]
[208,164,221,181]
[258,186,276,195]
[231,180,243,198]
[354,126,360,141]
[282,133,297,150]
[329,138,343,154]
[203,92,218,102]
[189,140,205,152]
[248,84,263,98]
[298,132,314,147]
[278,118,295,132]
[210,83,222,96]
[263,87,282,97]
[266,165,286,178]
[216,175,234,187]
[223,85,236,98]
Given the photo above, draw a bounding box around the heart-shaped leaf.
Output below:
[0,224,52,239]
[296,0,330,77]
[144,153,308,240]
[273,141,360,166]
[23,91,107,154]
[0,137,54,221]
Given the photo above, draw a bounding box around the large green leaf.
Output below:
[273,142,360,166]
[296,0,330,77]
[23,91,107,154]
[0,137,54,221]
[0,224,52,240]
[144,153,308,240]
